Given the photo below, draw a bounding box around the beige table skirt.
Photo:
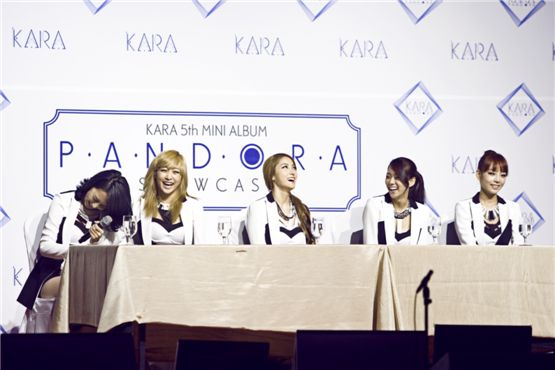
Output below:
[51,244,555,338]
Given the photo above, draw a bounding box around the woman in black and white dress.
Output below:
[454,150,522,245]
[17,169,132,332]
[134,150,204,245]
[246,153,315,245]
[363,157,434,245]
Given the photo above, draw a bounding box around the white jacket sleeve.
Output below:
[246,200,268,245]
[454,200,477,245]
[39,194,68,259]
[362,198,379,245]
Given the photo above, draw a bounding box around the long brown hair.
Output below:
[262,153,315,244]
[143,150,189,223]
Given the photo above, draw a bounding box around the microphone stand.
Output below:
[416,269,433,367]
[423,284,432,336]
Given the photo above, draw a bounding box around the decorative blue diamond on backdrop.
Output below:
[0,206,11,228]
[513,192,545,232]
[297,0,337,21]
[497,83,544,136]
[394,81,442,135]
[425,199,440,219]
[499,0,545,27]
[193,0,226,18]
[83,0,111,15]
[0,90,10,111]
[398,0,443,24]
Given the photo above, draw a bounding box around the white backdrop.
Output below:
[1,0,553,332]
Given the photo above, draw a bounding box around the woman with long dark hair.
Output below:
[17,169,132,332]
[455,150,522,245]
[363,157,433,245]
[246,153,315,245]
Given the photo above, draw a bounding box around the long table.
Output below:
[51,245,555,338]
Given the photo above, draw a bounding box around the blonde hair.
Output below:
[143,150,189,222]
[262,153,315,244]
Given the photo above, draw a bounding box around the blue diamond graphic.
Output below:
[497,83,544,136]
[0,90,10,111]
[499,0,545,27]
[513,192,545,232]
[297,0,336,21]
[398,0,443,24]
[394,81,442,135]
[0,206,11,228]
[83,0,111,15]
[193,0,226,18]
[425,199,441,219]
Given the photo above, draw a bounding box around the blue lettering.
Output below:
[330,145,347,171]
[146,142,164,168]
[59,141,73,167]
[103,142,122,168]
[193,143,211,169]
[292,144,305,170]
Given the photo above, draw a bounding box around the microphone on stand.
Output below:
[78,215,113,243]
[416,269,434,293]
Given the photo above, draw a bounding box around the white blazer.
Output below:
[362,195,434,245]
[246,192,311,245]
[134,195,204,245]
[455,193,522,245]
[39,192,121,259]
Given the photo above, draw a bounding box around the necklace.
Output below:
[394,208,411,219]
[482,205,499,222]
[277,201,296,221]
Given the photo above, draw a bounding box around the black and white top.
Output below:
[133,195,204,245]
[362,194,434,245]
[454,193,523,246]
[246,192,308,245]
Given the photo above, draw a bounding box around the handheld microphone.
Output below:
[416,269,434,293]
[78,215,113,243]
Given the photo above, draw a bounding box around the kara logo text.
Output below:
[235,35,285,56]
[126,32,177,53]
[451,155,479,174]
[451,41,498,61]
[340,39,388,59]
[12,28,66,49]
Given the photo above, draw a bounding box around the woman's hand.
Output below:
[89,222,105,243]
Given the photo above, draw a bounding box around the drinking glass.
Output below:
[217,216,232,245]
[427,217,441,244]
[122,215,138,245]
[311,217,325,243]
[519,213,533,245]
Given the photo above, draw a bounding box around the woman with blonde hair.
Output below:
[134,150,204,245]
[246,153,315,244]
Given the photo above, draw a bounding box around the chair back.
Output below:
[23,212,48,270]
[446,222,461,245]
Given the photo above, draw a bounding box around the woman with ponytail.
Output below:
[363,157,434,245]
[246,153,315,245]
